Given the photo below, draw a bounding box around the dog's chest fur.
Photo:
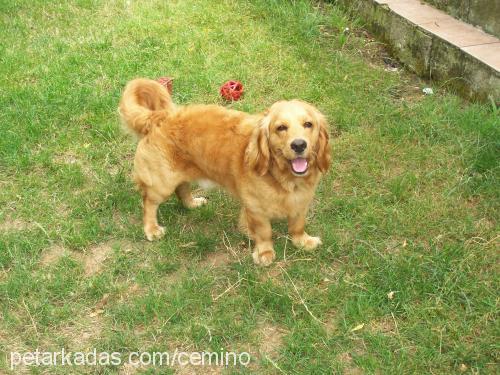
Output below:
[242,175,318,219]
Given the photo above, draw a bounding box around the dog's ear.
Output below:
[315,110,331,173]
[246,116,271,176]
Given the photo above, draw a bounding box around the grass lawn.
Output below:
[0,0,498,373]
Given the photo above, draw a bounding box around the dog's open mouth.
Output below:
[291,157,308,175]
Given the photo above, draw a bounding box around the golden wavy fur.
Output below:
[119,78,331,265]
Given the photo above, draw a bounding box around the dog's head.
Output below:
[246,100,330,177]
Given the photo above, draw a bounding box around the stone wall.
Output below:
[334,0,500,102]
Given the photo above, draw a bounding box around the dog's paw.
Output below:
[192,197,208,208]
[252,246,276,266]
[145,225,165,241]
[186,197,208,209]
[292,234,322,250]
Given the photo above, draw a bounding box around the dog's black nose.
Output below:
[291,139,307,154]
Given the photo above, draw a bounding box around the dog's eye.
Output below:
[304,122,313,128]
[277,124,288,132]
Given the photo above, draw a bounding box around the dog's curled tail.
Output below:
[118,78,175,138]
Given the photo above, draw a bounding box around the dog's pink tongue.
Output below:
[291,158,308,173]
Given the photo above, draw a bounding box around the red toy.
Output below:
[220,80,244,101]
[156,76,174,95]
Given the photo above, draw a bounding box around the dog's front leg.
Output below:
[243,209,275,266]
[288,213,322,250]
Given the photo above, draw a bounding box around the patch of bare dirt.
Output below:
[175,365,223,375]
[324,310,338,335]
[132,342,225,375]
[345,367,365,375]
[369,316,396,334]
[0,218,31,232]
[201,251,232,267]
[119,362,142,375]
[264,265,283,280]
[474,217,495,232]
[58,314,104,352]
[338,351,353,364]
[75,241,115,276]
[383,238,406,255]
[0,329,32,374]
[0,328,30,352]
[34,301,106,356]
[40,244,68,266]
[257,321,286,360]
[337,352,365,375]
[118,282,145,304]
[161,266,187,287]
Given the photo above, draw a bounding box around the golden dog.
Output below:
[119,79,330,266]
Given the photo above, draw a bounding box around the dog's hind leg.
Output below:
[137,174,178,242]
[143,193,166,241]
[175,182,208,209]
